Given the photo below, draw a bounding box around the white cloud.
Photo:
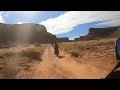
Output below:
[95,19,120,26]
[17,21,30,24]
[69,36,79,40]
[0,15,4,23]
[39,11,120,35]
[0,12,3,14]
[17,21,25,24]
[0,12,5,23]
[1,11,42,24]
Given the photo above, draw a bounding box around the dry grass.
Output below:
[19,48,43,61]
[33,43,42,47]
[0,51,15,59]
[3,59,19,79]
[0,44,46,79]
[59,39,116,58]
[0,39,117,79]
[59,38,117,72]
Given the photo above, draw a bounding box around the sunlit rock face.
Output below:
[0,23,57,44]
[75,26,120,41]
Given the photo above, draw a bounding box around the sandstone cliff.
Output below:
[77,26,120,41]
[0,23,57,44]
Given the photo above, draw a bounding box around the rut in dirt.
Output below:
[28,46,107,79]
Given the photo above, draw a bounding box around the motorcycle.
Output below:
[103,38,120,79]
[52,44,59,57]
[54,49,59,57]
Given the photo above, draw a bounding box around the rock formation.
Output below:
[57,37,69,42]
[0,23,57,44]
[76,26,120,41]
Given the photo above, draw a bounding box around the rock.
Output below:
[0,23,57,44]
[76,26,120,41]
[57,37,69,42]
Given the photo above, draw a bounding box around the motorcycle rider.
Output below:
[53,42,59,56]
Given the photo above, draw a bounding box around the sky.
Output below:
[0,11,120,40]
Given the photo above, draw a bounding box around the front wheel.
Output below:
[54,50,59,57]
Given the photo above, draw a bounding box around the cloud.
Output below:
[69,36,79,40]
[39,11,120,35]
[95,18,120,26]
[0,12,5,23]
[0,11,42,24]
[17,21,30,24]
[17,21,26,24]
[17,21,24,24]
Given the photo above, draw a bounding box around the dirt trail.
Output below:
[28,46,108,79]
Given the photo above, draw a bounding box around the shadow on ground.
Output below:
[57,55,65,59]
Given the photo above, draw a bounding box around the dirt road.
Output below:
[21,46,110,79]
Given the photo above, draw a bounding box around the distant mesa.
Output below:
[74,26,120,41]
[74,38,80,41]
[57,37,69,42]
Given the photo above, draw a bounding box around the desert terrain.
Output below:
[0,38,117,79]
[0,23,119,79]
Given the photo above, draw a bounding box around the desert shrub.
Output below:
[0,51,15,59]
[2,51,15,57]
[19,48,43,60]
[19,48,41,60]
[70,52,79,58]
[34,43,41,47]
[3,59,19,79]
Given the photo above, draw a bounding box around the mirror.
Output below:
[116,38,120,61]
